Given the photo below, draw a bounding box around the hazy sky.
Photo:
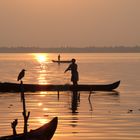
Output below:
[0,0,140,47]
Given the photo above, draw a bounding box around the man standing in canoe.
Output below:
[64,58,79,85]
[58,54,61,62]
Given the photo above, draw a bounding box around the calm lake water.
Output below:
[0,53,140,140]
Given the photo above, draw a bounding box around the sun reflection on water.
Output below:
[32,53,50,85]
[37,117,49,125]
[38,102,43,106]
[39,91,47,97]
[37,69,48,85]
[43,108,48,111]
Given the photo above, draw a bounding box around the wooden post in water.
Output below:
[20,80,30,134]
[11,119,18,136]
[57,91,60,100]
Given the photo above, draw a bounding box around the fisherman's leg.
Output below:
[73,81,78,86]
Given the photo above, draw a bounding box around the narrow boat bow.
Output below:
[0,117,58,140]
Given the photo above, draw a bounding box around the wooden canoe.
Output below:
[52,60,71,63]
[0,81,120,92]
[0,117,58,140]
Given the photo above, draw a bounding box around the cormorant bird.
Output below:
[17,69,26,81]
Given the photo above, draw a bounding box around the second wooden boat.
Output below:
[0,117,58,140]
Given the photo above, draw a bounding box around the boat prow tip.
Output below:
[53,117,58,123]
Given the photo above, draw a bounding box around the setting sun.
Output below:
[36,54,47,63]
[37,55,46,63]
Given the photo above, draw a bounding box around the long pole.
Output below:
[20,81,30,134]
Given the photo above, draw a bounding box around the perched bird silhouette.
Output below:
[17,69,26,81]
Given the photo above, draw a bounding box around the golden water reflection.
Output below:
[37,117,49,125]
[32,53,49,84]
[37,69,48,85]
[39,91,47,97]
[35,54,48,84]
[38,102,43,106]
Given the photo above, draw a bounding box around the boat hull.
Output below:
[0,117,58,140]
[52,60,71,63]
[0,81,120,92]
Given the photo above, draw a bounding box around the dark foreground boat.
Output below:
[0,81,120,92]
[52,60,71,63]
[0,117,58,140]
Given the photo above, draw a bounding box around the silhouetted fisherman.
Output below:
[58,54,61,62]
[64,58,79,85]
[17,69,26,81]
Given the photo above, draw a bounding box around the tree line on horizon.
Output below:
[0,46,140,53]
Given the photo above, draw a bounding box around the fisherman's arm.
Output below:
[64,65,71,73]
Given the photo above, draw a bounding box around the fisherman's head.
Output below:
[72,58,76,63]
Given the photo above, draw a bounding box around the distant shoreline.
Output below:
[0,47,140,53]
[1,52,140,53]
